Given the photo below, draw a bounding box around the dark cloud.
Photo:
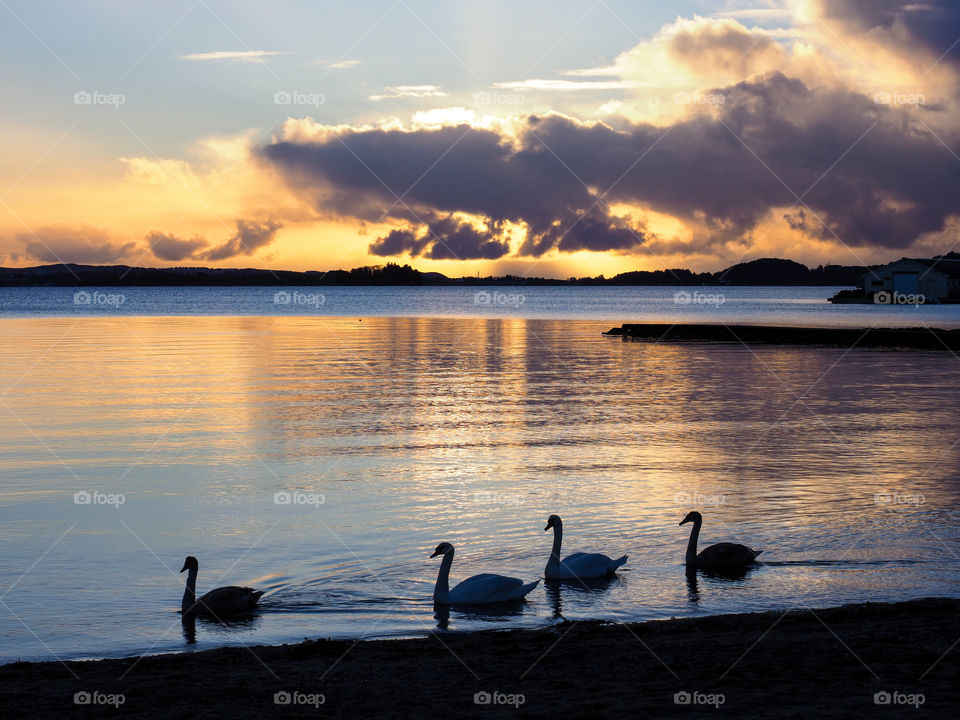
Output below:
[817,1,960,70]
[144,220,282,262]
[370,214,510,260]
[262,122,647,257]
[422,215,510,260]
[520,208,645,256]
[146,231,208,261]
[203,219,282,261]
[18,226,136,264]
[262,124,592,233]
[369,228,425,257]
[261,72,960,257]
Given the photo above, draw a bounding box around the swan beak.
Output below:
[429,549,441,558]
[678,518,689,526]
[179,562,188,572]
[543,523,551,531]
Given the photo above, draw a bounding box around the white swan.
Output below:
[180,556,264,618]
[430,543,540,604]
[679,511,762,570]
[544,515,628,580]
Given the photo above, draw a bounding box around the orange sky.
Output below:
[2,1,958,276]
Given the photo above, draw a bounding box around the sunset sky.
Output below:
[1,0,959,277]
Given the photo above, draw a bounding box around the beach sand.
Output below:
[1,597,956,718]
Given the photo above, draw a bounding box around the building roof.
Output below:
[862,257,960,280]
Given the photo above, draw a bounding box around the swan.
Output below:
[544,515,628,580]
[180,556,264,618]
[679,512,762,570]
[430,543,540,604]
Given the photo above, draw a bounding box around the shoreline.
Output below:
[3,597,956,718]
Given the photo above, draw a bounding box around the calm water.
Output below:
[3,284,960,326]
[0,289,959,664]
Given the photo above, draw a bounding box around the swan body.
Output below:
[430,543,539,604]
[544,515,627,580]
[679,512,762,570]
[180,556,264,618]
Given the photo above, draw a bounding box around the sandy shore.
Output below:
[2,597,957,718]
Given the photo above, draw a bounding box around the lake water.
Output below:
[2,284,960,326]
[1,287,959,664]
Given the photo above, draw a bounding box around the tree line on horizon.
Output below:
[2,254,958,287]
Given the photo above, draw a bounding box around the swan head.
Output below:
[544,514,562,531]
[429,542,454,558]
[180,556,199,573]
[679,511,702,526]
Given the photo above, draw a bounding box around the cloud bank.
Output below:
[261,75,959,259]
[14,1,960,270]
[17,226,136,264]
[253,1,960,263]
[143,219,282,262]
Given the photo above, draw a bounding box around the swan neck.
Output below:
[434,550,453,601]
[685,518,702,564]
[182,568,197,613]
[549,523,563,565]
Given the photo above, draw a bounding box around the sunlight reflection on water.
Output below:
[0,314,958,663]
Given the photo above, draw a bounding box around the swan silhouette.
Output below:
[544,515,628,580]
[679,512,762,570]
[180,556,264,618]
[430,542,539,604]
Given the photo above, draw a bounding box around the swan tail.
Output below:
[515,579,540,599]
[611,555,628,570]
[752,550,763,560]
[249,590,265,606]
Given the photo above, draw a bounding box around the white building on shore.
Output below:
[857,258,960,303]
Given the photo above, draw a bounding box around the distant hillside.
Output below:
[0,258,874,287]
[713,258,866,286]
[717,258,810,284]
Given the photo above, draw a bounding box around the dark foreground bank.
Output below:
[606,323,960,350]
[1,598,956,718]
